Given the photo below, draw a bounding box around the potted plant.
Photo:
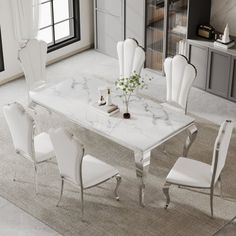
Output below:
[115,73,147,119]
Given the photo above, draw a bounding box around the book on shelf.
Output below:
[91,103,120,116]
[214,39,235,49]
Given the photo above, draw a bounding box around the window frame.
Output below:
[0,27,4,72]
[39,0,81,53]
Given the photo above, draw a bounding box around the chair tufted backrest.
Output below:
[49,128,84,186]
[19,39,47,91]
[3,102,35,161]
[117,38,145,78]
[164,55,197,113]
[211,120,234,184]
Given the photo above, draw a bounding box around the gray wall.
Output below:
[211,0,236,36]
[126,0,145,47]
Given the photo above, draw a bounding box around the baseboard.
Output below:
[0,72,24,86]
[0,44,94,86]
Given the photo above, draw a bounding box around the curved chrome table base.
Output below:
[136,123,198,206]
[29,77,198,207]
[135,151,151,206]
[183,124,198,157]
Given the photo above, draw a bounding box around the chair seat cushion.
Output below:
[166,157,212,188]
[34,132,55,163]
[82,154,119,189]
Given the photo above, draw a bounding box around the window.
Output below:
[38,0,80,52]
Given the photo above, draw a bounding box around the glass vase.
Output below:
[123,99,130,119]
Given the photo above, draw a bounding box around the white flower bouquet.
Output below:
[115,73,147,118]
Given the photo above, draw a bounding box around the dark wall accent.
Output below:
[0,27,4,72]
[188,0,212,39]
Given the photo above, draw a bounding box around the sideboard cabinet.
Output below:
[188,42,208,90]
[188,39,236,102]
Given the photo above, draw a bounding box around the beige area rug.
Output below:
[214,216,236,235]
[0,105,236,236]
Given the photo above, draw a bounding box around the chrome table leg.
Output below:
[134,150,151,207]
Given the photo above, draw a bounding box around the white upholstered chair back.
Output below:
[50,128,84,185]
[211,120,233,183]
[117,38,145,78]
[19,39,47,91]
[3,102,34,160]
[164,55,197,113]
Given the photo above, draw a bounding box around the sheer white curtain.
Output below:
[10,0,40,47]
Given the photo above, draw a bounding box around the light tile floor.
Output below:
[0,196,61,236]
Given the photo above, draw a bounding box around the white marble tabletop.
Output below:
[30,76,195,153]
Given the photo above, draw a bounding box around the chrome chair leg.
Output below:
[114,174,122,201]
[34,164,39,194]
[56,178,64,207]
[13,169,17,182]
[12,164,17,182]
[13,157,18,182]
[210,187,214,218]
[80,188,84,220]
[163,182,171,209]
[218,176,223,198]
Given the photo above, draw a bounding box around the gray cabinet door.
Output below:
[229,56,236,102]
[96,11,122,57]
[96,0,122,17]
[188,43,208,90]
[94,0,124,58]
[207,49,231,98]
[126,0,145,47]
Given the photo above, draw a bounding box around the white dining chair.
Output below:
[163,54,197,114]
[163,120,234,217]
[18,39,47,106]
[49,128,122,218]
[117,38,145,78]
[3,102,55,193]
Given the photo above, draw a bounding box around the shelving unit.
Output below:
[146,0,165,71]
[167,0,188,57]
[145,0,211,72]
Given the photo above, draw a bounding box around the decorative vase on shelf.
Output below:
[222,24,230,43]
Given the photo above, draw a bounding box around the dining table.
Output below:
[30,75,198,206]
